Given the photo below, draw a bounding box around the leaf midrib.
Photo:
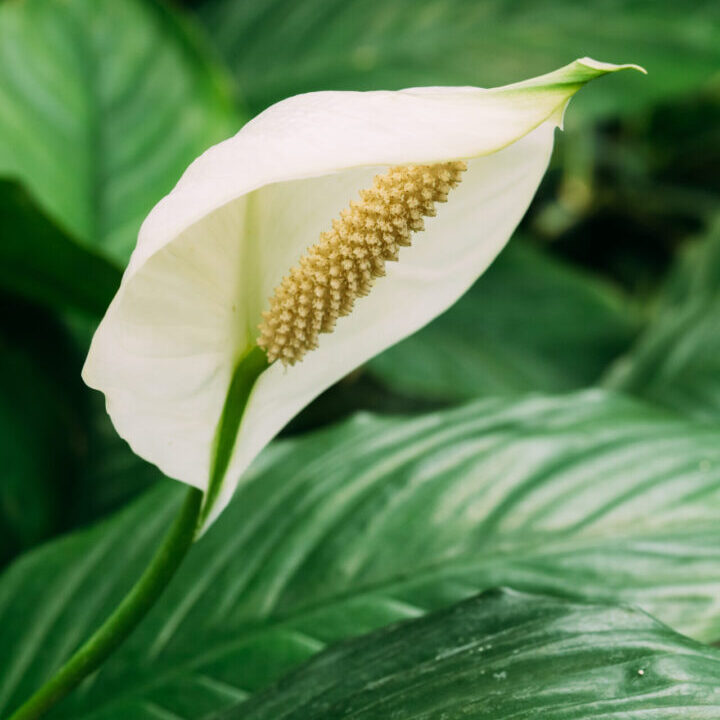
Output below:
[65,0,105,246]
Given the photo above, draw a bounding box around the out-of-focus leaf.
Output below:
[0,298,160,567]
[227,590,720,720]
[542,91,720,292]
[284,370,446,435]
[0,180,121,317]
[0,299,84,565]
[3,392,720,718]
[0,345,62,561]
[202,0,720,120]
[368,242,640,401]
[73,391,164,524]
[0,0,238,265]
[606,219,720,419]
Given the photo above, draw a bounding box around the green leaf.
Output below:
[0,300,84,566]
[0,343,64,563]
[606,219,720,420]
[227,589,720,719]
[3,391,720,718]
[368,242,640,400]
[202,0,720,120]
[0,299,160,567]
[0,0,238,265]
[0,180,121,316]
[71,390,163,529]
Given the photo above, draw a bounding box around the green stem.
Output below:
[7,486,204,720]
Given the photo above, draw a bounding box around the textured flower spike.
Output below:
[258,161,467,365]
[83,58,644,529]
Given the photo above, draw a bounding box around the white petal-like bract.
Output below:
[83,58,643,529]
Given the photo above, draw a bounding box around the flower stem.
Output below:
[6,486,204,720]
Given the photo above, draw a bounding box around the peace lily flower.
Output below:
[83,58,643,530]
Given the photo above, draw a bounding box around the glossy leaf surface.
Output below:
[230,590,720,719]
[2,392,720,718]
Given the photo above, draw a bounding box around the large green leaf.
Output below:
[368,242,640,400]
[229,590,720,719]
[202,0,720,120]
[0,0,238,266]
[0,180,121,316]
[3,392,720,718]
[606,219,720,419]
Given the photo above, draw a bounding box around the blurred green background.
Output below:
[0,0,718,569]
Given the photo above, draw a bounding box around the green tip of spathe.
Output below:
[577,56,648,75]
[551,56,648,130]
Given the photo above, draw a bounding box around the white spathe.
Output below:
[83,58,643,529]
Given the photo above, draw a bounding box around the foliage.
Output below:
[368,241,641,399]
[232,590,720,719]
[4,393,720,717]
[606,219,720,419]
[201,0,720,121]
[0,0,238,265]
